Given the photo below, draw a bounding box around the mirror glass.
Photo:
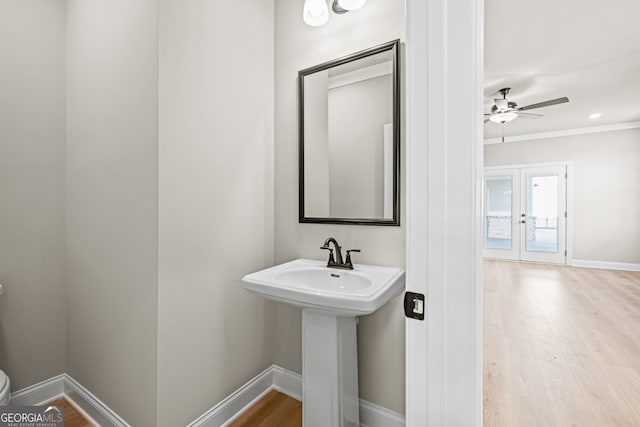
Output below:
[299,40,400,225]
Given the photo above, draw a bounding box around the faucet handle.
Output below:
[345,249,361,268]
[320,246,335,265]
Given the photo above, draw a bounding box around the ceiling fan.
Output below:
[484,88,569,124]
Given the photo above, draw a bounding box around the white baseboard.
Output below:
[272,365,302,401]
[9,374,129,427]
[63,374,129,427]
[189,364,406,427]
[9,374,65,406]
[571,259,640,272]
[187,365,274,427]
[11,366,405,427]
[359,400,405,427]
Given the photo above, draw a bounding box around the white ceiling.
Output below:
[484,0,640,139]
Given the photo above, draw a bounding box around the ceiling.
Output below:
[484,0,640,139]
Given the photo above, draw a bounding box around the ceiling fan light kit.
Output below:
[484,87,570,124]
[489,112,518,123]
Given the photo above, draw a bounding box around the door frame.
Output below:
[405,0,483,425]
[485,161,574,265]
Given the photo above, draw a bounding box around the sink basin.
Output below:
[241,258,405,316]
[242,258,405,427]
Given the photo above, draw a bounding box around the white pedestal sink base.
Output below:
[302,310,359,427]
[241,259,405,426]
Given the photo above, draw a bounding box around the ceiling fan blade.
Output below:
[518,97,569,111]
[517,112,543,120]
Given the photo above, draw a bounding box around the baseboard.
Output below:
[187,365,274,427]
[272,365,302,401]
[9,374,65,406]
[11,365,405,427]
[63,374,129,427]
[190,364,406,427]
[359,400,405,427]
[571,259,640,272]
[9,374,129,427]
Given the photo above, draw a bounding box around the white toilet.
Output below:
[0,369,10,406]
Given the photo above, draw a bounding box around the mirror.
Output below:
[299,40,400,226]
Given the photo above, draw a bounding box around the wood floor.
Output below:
[47,397,93,427]
[229,390,302,427]
[484,260,640,426]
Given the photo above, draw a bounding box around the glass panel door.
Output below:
[484,164,568,264]
[526,175,558,252]
[483,169,520,260]
[520,166,566,263]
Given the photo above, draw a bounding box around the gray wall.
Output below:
[0,0,66,391]
[274,0,406,413]
[157,1,275,426]
[485,128,640,264]
[65,1,159,426]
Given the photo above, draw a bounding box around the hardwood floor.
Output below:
[47,397,93,427]
[484,260,640,426]
[229,390,302,427]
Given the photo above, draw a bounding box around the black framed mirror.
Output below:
[298,39,400,226]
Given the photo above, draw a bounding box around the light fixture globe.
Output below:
[303,0,329,26]
[489,112,518,124]
[337,0,366,10]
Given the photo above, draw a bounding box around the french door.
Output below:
[484,164,567,264]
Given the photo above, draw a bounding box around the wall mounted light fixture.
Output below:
[333,0,366,12]
[303,0,329,26]
[304,0,366,27]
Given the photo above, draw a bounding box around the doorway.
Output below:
[484,163,569,264]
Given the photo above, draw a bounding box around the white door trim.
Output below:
[405,0,483,425]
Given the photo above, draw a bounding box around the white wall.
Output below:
[0,0,66,391]
[157,1,275,426]
[275,0,406,413]
[65,1,159,425]
[485,128,640,264]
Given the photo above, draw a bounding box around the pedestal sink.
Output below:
[241,259,405,427]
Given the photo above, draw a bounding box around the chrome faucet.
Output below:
[320,237,360,270]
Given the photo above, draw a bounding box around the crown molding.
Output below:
[484,120,640,145]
